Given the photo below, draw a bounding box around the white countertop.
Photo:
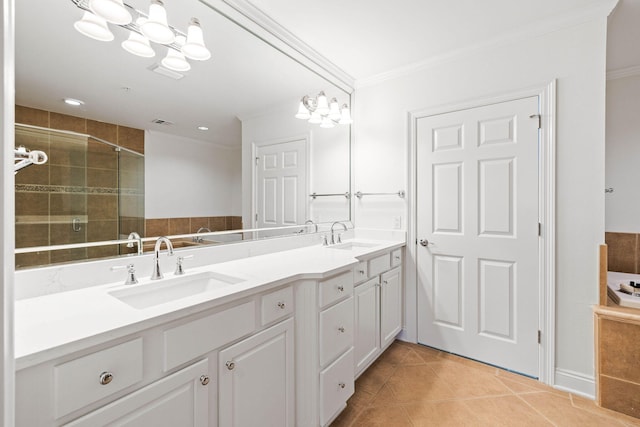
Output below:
[15,238,404,370]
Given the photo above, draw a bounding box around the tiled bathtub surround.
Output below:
[605,232,640,274]
[15,105,145,268]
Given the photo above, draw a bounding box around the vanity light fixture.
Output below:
[71,0,212,73]
[295,91,352,126]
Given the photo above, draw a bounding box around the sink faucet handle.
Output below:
[175,255,194,275]
[111,263,139,285]
[322,235,329,246]
[337,233,343,244]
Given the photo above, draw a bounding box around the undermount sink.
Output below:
[329,241,378,250]
[109,271,245,309]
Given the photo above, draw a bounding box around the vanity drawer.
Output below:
[320,347,354,426]
[163,301,256,371]
[54,338,143,418]
[261,286,293,325]
[368,253,391,277]
[319,296,354,367]
[391,248,402,268]
[319,270,353,309]
[353,261,369,284]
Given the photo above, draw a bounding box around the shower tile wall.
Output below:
[15,105,144,268]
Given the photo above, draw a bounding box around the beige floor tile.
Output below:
[404,401,482,427]
[329,387,374,427]
[462,395,553,426]
[402,349,427,365]
[571,394,640,427]
[495,369,568,397]
[386,365,458,402]
[377,342,411,365]
[369,384,400,407]
[429,361,513,398]
[436,352,499,374]
[520,392,628,426]
[351,405,413,427]
[411,344,443,363]
[355,359,397,395]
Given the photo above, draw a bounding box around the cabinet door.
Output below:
[381,267,402,348]
[219,318,294,427]
[64,359,210,427]
[354,278,380,375]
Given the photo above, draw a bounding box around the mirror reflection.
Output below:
[14,0,352,269]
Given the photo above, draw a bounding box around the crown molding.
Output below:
[202,0,355,93]
[607,65,640,80]
[355,0,618,89]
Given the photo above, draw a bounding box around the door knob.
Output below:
[419,239,433,247]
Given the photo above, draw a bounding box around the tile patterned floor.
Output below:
[330,341,640,427]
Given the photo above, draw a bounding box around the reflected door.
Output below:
[255,138,308,229]
[416,96,540,377]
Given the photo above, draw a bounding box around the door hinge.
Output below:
[255,213,258,221]
[529,114,541,129]
[537,330,541,344]
[538,222,542,236]
[255,157,259,165]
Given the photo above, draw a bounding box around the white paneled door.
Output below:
[255,138,307,229]
[416,97,540,377]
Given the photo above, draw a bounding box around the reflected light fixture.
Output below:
[89,0,131,25]
[71,0,212,74]
[64,98,85,107]
[295,91,352,127]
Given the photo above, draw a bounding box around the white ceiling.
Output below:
[17,0,637,146]
[246,0,627,81]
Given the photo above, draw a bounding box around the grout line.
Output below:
[515,392,558,427]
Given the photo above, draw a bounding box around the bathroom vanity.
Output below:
[14,235,404,427]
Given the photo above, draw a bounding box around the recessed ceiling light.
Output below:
[197,126,209,131]
[64,98,84,107]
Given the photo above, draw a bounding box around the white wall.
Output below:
[354,18,608,393]
[241,103,351,228]
[605,74,640,232]
[144,130,241,218]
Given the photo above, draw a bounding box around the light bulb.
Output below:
[295,101,311,120]
[89,0,132,25]
[122,20,155,58]
[140,0,175,45]
[181,18,211,61]
[315,91,330,115]
[328,98,341,121]
[161,36,191,72]
[74,11,114,42]
[339,104,353,125]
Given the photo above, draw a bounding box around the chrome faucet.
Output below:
[193,227,212,243]
[151,236,174,280]
[304,219,318,233]
[330,221,348,245]
[126,231,143,255]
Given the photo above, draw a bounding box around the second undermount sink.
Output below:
[329,241,378,250]
[109,271,245,310]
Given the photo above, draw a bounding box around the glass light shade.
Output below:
[181,18,211,61]
[315,91,330,115]
[295,101,311,120]
[122,30,155,58]
[74,11,114,42]
[339,104,353,124]
[308,111,322,124]
[328,98,341,121]
[140,0,175,44]
[89,0,132,25]
[320,116,335,128]
[161,37,191,72]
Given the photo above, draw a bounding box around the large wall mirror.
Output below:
[14,0,352,269]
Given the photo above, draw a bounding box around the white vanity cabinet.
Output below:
[218,318,294,427]
[354,248,403,376]
[16,283,296,427]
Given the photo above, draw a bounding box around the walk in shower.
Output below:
[14,124,144,268]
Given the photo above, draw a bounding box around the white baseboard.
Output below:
[554,368,595,399]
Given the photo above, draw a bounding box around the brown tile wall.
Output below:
[604,232,640,274]
[144,216,243,237]
[15,105,145,268]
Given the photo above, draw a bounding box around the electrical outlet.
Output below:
[393,216,402,229]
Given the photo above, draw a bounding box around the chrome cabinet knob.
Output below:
[226,361,235,370]
[338,382,346,389]
[383,280,388,285]
[277,301,286,309]
[394,255,401,260]
[358,270,365,275]
[337,285,344,292]
[99,371,113,385]
[200,375,210,386]
[338,327,345,333]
